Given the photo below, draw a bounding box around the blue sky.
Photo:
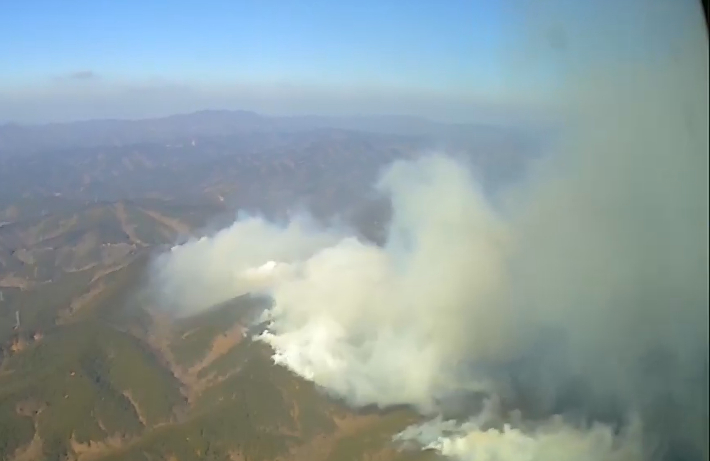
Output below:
[2,1,511,89]
[0,0,704,123]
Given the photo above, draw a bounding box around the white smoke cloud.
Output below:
[149,214,343,316]
[256,155,515,410]
[153,153,514,409]
[393,395,646,461]
[147,1,708,459]
[396,415,645,461]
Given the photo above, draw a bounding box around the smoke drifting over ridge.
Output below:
[148,2,708,460]
[151,215,345,317]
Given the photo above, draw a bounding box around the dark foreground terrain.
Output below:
[0,111,532,461]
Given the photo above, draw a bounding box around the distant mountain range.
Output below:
[0,109,546,156]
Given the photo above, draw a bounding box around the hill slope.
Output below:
[1,292,430,461]
[0,113,534,461]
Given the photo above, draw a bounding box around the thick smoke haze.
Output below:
[393,401,645,461]
[151,215,344,316]
[148,1,708,460]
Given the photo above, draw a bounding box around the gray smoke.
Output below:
[147,1,708,459]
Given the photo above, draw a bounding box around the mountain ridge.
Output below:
[0,109,540,157]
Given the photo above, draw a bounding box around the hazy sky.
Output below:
[0,0,704,123]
